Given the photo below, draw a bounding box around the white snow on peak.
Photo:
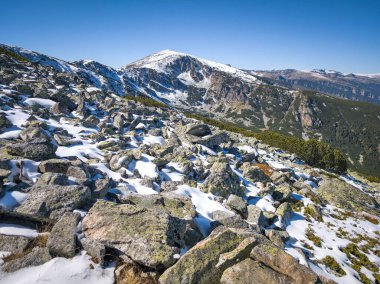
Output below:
[302,69,380,78]
[0,44,78,73]
[126,50,258,83]
[81,59,95,65]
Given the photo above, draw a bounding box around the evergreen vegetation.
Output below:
[0,46,29,62]
[185,112,348,174]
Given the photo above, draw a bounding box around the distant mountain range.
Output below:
[1,44,379,177]
[252,69,380,105]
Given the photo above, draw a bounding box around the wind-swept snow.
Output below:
[0,252,115,284]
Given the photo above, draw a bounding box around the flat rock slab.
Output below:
[16,185,91,220]
[82,200,186,269]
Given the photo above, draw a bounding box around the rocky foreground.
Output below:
[0,53,380,284]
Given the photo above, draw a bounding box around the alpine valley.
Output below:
[0,44,379,284]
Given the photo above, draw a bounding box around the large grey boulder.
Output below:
[51,101,70,115]
[198,132,229,148]
[16,185,91,220]
[113,113,126,130]
[246,205,267,229]
[221,258,293,284]
[0,113,12,132]
[226,194,248,218]
[6,138,57,161]
[38,159,71,174]
[82,115,100,128]
[201,162,243,198]
[34,172,69,186]
[272,184,293,202]
[264,229,290,248]
[240,163,271,184]
[159,227,268,284]
[251,243,320,283]
[120,192,195,219]
[82,200,187,269]
[19,126,49,141]
[275,202,293,227]
[211,210,249,230]
[47,212,81,258]
[317,177,379,216]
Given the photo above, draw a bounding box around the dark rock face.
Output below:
[185,124,211,137]
[47,212,81,258]
[38,159,71,174]
[6,138,57,160]
[0,113,12,132]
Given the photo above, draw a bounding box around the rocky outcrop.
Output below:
[120,192,196,219]
[250,243,319,283]
[82,200,187,269]
[15,185,92,220]
[201,162,243,198]
[0,234,31,254]
[2,247,52,273]
[47,212,81,257]
[317,178,379,216]
[221,258,293,284]
[159,227,267,284]
[6,138,57,160]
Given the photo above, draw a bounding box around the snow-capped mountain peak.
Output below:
[124,49,258,83]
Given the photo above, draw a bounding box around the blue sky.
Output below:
[1,0,379,73]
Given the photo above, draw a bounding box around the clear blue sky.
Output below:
[1,0,379,73]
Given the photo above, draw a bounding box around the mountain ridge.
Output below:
[1,43,379,178]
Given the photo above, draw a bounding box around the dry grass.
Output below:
[2,250,31,263]
[254,163,274,176]
[363,215,379,225]
[115,263,157,284]
[3,233,50,264]
[32,233,49,247]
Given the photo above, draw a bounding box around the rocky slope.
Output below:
[0,46,380,283]
[2,44,379,177]
[123,50,380,178]
[253,69,380,105]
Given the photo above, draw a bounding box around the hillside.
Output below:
[0,44,380,283]
[122,50,380,178]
